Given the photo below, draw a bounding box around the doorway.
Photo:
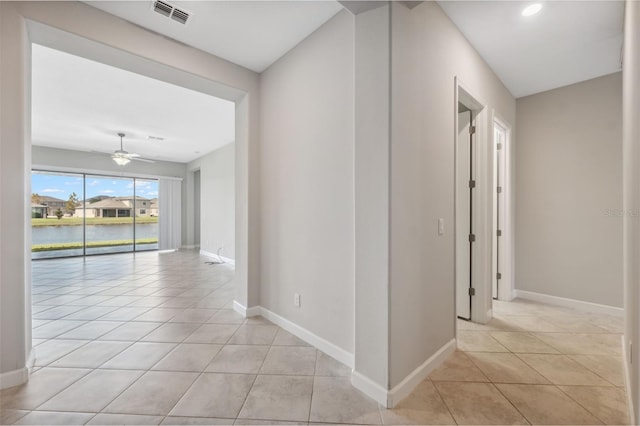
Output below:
[456,103,476,320]
[455,81,493,324]
[492,117,513,302]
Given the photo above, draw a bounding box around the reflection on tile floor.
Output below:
[0,250,629,425]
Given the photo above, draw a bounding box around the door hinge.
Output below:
[497,229,502,237]
[469,234,476,243]
[468,287,476,296]
[497,143,503,150]
[469,126,476,135]
[497,272,502,280]
[469,180,476,189]
[497,186,503,194]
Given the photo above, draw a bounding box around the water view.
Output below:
[31,171,159,259]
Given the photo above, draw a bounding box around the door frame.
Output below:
[491,112,515,302]
[454,77,493,324]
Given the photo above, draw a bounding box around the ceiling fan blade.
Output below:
[90,150,110,155]
[127,153,141,158]
[130,157,155,163]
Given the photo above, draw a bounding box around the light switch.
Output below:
[438,218,445,235]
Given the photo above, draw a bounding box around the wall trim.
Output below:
[623,335,635,424]
[258,307,355,369]
[387,338,456,407]
[0,367,28,390]
[232,300,245,315]
[27,348,35,370]
[0,348,35,390]
[232,301,260,317]
[514,289,623,317]
[200,249,235,265]
[351,370,388,407]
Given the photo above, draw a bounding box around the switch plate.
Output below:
[438,218,445,235]
[294,293,301,307]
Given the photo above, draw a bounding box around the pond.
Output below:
[32,223,158,244]
[32,223,158,259]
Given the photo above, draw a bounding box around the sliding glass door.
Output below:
[31,171,159,259]
[134,179,159,252]
[84,175,134,255]
[31,171,84,259]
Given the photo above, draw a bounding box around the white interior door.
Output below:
[456,110,473,320]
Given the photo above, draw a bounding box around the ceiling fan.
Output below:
[103,132,155,166]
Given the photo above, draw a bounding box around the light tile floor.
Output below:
[0,250,629,425]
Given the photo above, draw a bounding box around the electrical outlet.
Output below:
[294,293,301,308]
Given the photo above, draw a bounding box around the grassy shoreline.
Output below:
[32,217,158,227]
[32,238,158,252]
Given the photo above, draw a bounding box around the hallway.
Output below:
[0,251,629,424]
[436,301,628,424]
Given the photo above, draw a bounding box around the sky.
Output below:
[32,172,158,201]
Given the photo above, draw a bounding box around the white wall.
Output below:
[389,2,516,388]
[0,2,31,386]
[188,143,235,260]
[32,146,186,177]
[516,73,623,308]
[353,4,391,393]
[259,10,355,353]
[623,0,640,422]
[0,0,260,385]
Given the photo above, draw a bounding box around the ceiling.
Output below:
[33,1,624,165]
[85,1,343,73]
[32,44,235,163]
[438,1,624,98]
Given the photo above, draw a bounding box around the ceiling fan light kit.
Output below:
[112,153,131,166]
[109,132,155,166]
[112,132,131,166]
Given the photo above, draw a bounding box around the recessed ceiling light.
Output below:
[522,3,542,16]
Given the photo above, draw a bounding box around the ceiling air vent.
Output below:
[153,0,172,17]
[152,0,191,25]
[171,8,190,24]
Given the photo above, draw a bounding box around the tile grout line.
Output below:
[430,379,461,425]
[553,384,612,425]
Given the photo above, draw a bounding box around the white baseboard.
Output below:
[232,301,260,317]
[232,300,246,316]
[200,249,235,265]
[257,307,354,369]
[0,348,34,389]
[514,290,623,317]
[351,370,388,407]
[351,339,456,408]
[622,335,636,424]
[27,348,35,370]
[0,367,28,390]
[233,303,354,370]
[387,338,456,407]
[181,245,199,249]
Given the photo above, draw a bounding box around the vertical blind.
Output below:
[159,178,182,250]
